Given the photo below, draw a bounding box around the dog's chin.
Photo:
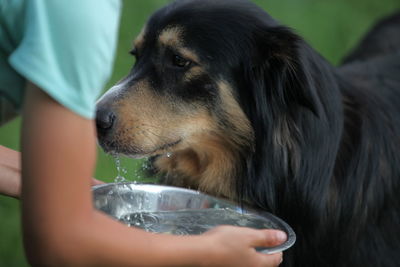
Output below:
[100,139,183,159]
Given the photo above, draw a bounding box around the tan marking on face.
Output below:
[159,26,200,65]
[111,80,217,156]
[110,77,252,200]
[112,80,181,153]
[179,47,200,63]
[159,26,184,48]
[155,133,239,199]
[155,80,254,200]
[184,66,204,82]
[218,81,254,147]
[133,25,147,50]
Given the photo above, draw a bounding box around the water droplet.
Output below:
[114,156,127,183]
[115,175,126,183]
[132,168,142,181]
[141,163,147,170]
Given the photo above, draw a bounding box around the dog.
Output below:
[96,0,400,266]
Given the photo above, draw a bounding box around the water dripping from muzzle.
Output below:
[114,156,127,183]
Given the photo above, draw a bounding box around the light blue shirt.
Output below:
[0,0,121,119]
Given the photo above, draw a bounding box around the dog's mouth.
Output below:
[101,138,183,159]
[144,138,183,157]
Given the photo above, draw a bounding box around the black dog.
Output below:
[96,0,400,266]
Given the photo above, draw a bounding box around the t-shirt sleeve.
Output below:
[9,0,121,119]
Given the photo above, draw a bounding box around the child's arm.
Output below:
[21,83,285,266]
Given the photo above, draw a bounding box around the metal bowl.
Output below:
[92,183,296,254]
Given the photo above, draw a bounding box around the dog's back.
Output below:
[342,12,400,63]
[329,12,400,267]
[338,11,400,120]
[339,11,400,95]
[339,11,400,89]
[338,11,400,124]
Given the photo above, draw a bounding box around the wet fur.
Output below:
[96,1,400,266]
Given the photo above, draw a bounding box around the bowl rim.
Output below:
[92,182,296,254]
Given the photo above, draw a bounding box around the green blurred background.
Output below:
[1,0,399,265]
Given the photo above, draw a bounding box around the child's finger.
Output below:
[250,229,287,247]
[259,252,283,266]
[91,178,104,185]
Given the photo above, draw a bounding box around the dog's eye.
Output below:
[173,55,191,68]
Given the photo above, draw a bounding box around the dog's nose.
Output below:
[96,108,116,131]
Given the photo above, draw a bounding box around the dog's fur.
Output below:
[96,1,400,266]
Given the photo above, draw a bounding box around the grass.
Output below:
[0,0,399,265]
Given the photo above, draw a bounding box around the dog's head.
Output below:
[96,0,332,198]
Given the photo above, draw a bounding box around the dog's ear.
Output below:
[245,26,322,116]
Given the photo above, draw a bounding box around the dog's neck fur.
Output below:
[154,132,249,199]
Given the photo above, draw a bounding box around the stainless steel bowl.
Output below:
[92,183,296,254]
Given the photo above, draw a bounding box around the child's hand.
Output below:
[91,178,104,186]
[201,226,286,267]
[0,145,20,198]
[0,145,103,198]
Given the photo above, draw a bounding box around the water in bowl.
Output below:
[119,208,278,235]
